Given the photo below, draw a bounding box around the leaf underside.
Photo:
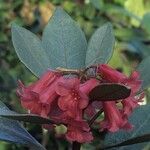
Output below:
[42,7,87,69]
[0,101,45,150]
[89,83,131,101]
[85,23,115,67]
[104,104,150,150]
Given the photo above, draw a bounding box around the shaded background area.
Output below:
[0,0,150,149]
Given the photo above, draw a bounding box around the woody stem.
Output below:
[72,141,81,150]
[88,109,103,127]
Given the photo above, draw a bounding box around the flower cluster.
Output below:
[97,64,144,132]
[17,64,143,143]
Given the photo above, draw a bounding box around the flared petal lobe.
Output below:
[98,64,143,117]
[98,64,126,82]
[56,77,89,119]
[17,70,60,117]
[66,120,93,143]
[100,101,132,132]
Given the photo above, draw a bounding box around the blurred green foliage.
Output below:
[0,0,150,149]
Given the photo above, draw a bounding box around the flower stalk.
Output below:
[72,141,81,150]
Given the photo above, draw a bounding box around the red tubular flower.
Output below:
[80,78,99,95]
[99,64,126,83]
[80,79,101,117]
[30,70,60,93]
[55,77,89,119]
[97,64,144,132]
[121,71,143,116]
[17,70,60,117]
[100,101,132,132]
[98,64,143,117]
[66,120,93,143]
[49,104,93,143]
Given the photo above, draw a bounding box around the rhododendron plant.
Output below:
[17,70,61,117]
[98,64,143,117]
[14,63,143,148]
[0,7,150,150]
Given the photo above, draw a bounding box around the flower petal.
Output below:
[99,64,127,82]
[66,125,93,143]
[58,95,73,111]
[55,77,80,96]
[122,97,139,116]
[78,91,89,109]
[100,101,128,132]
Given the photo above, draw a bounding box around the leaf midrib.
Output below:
[15,27,45,71]
[87,24,109,66]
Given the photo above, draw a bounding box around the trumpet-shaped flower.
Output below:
[98,64,143,131]
[66,119,93,143]
[17,70,60,117]
[99,64,143,116]
[55,77,89,119]
[100,101,132,132]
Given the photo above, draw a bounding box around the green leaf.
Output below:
[142,12,150,34]
[89,83,131,101]
[103,104,150,150]
[85,23,115,67]
[42,7,87,69]
[0,114,54,125]
[0,101,45,150]
[90,0,104,10]
[104,133,150,149]
[137,56,150,90]
[11,23,51,77]
[124,0,144,26]
[0,101,54,124]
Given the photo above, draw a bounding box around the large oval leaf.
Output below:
[0,100,54,124]
[12,23,51,77]
[103,104,150,150]
[42,7,87,69]
[89,83,131,101]
[0,114,54,125]
[85,23,115,67]
[137,56,150,90]
[104,133,150,149]
[0,101,45,150]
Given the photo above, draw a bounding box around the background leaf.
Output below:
[137,56,150,90]
[124,0,144,26]
[103,104,150,150]
[0,114,54,125]
[104,133,150,149]
[85,23,115,67]
[12,23,51,77]
[42,7,87,69]
[142,12,150,35]
[0,101,45,150]
[89,83,131,101]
